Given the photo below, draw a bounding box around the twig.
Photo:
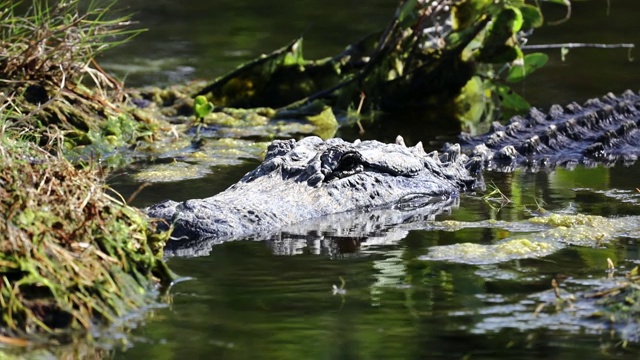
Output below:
[127,182,151,205]
[523,43,634,50]
[355,91,366,135]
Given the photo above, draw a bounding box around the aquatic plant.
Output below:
[0,0,174,345]
[0,126,173,344]
[193,95,214,121]
[195,0,565,120]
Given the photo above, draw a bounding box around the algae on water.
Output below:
[421,214,640,264]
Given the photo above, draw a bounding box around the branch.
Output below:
[523,43,634,50]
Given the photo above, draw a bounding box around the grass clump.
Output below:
[0,0,155,161]
[0,126,173,343]
[0,0,174,345]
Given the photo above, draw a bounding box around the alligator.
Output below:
[147,135,477,255]
[147,90,640,255]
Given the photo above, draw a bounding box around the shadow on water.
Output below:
[96,0,640,358]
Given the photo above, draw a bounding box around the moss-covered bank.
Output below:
[0,0,175,346]
[0,128,173,344]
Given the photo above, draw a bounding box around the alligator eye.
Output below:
[320,150,363,182]
[336,153,360,173]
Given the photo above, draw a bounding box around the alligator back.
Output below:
[461,90,640,172]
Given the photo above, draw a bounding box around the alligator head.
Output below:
[147,135,478,254]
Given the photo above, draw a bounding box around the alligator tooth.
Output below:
[412,141,426,156]
[395,135,406,147]
[353,139,361,146]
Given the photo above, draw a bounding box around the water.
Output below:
[100,1,640,358]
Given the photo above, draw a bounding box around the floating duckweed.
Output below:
[440,220,463,228]
[423,214,640,264]
[305,106,339,130]
[528,213,606,227]
[421,238,557,264]
[495,238,554,255]
[134,162,212,183]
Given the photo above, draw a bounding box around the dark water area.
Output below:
[99,1,640,359]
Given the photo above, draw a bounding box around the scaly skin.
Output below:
[146,136,477,253]
[462,90,640,172]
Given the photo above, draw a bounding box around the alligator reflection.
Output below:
[269,197,459,257]
[164,196,459,257]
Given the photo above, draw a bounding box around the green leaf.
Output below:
[496,85,530,112]
[542,0,570,6]
[283,39,305,66]
[451,0,491,30]
[486,7,522,45]
[506,52,549,83]
[479,45,522,64]
[518,4,544,29]
[194,95,208,107]
[396,0,419,23]
[509,7,524,33]
[194,95,214,119]
[477,7,524,63]
[496,6,524,34]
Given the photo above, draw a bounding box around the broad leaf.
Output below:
[519,4,544,29]
[477,7,524,63]
[194,95,214,119]
[452,0,491,30]
[507,52,549,83]
[496,85,530,112]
